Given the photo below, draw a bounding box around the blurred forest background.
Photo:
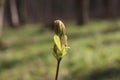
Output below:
[1,0,120,27]
[0,0,120,80]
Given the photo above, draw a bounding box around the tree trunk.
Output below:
[18,0,28,24]
[0,0,5,49]
[44,0,53,23]
[96,0,103,18]
[9,0,20,27]
[105,0,119,18]
[76,0,89,25]
[0,0,5,37]
[109,0,119,18]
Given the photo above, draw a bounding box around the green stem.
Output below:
[55,58,61,80]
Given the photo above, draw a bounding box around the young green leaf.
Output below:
[54,34,61,51]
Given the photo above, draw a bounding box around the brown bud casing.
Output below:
[54,20,66,35]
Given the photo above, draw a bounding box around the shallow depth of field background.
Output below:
[0,0,120,80]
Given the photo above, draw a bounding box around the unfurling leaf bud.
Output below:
[53,20,69,60]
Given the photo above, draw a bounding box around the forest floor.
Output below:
[0,20,120,80]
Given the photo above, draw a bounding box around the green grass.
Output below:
[0,20,120,80]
